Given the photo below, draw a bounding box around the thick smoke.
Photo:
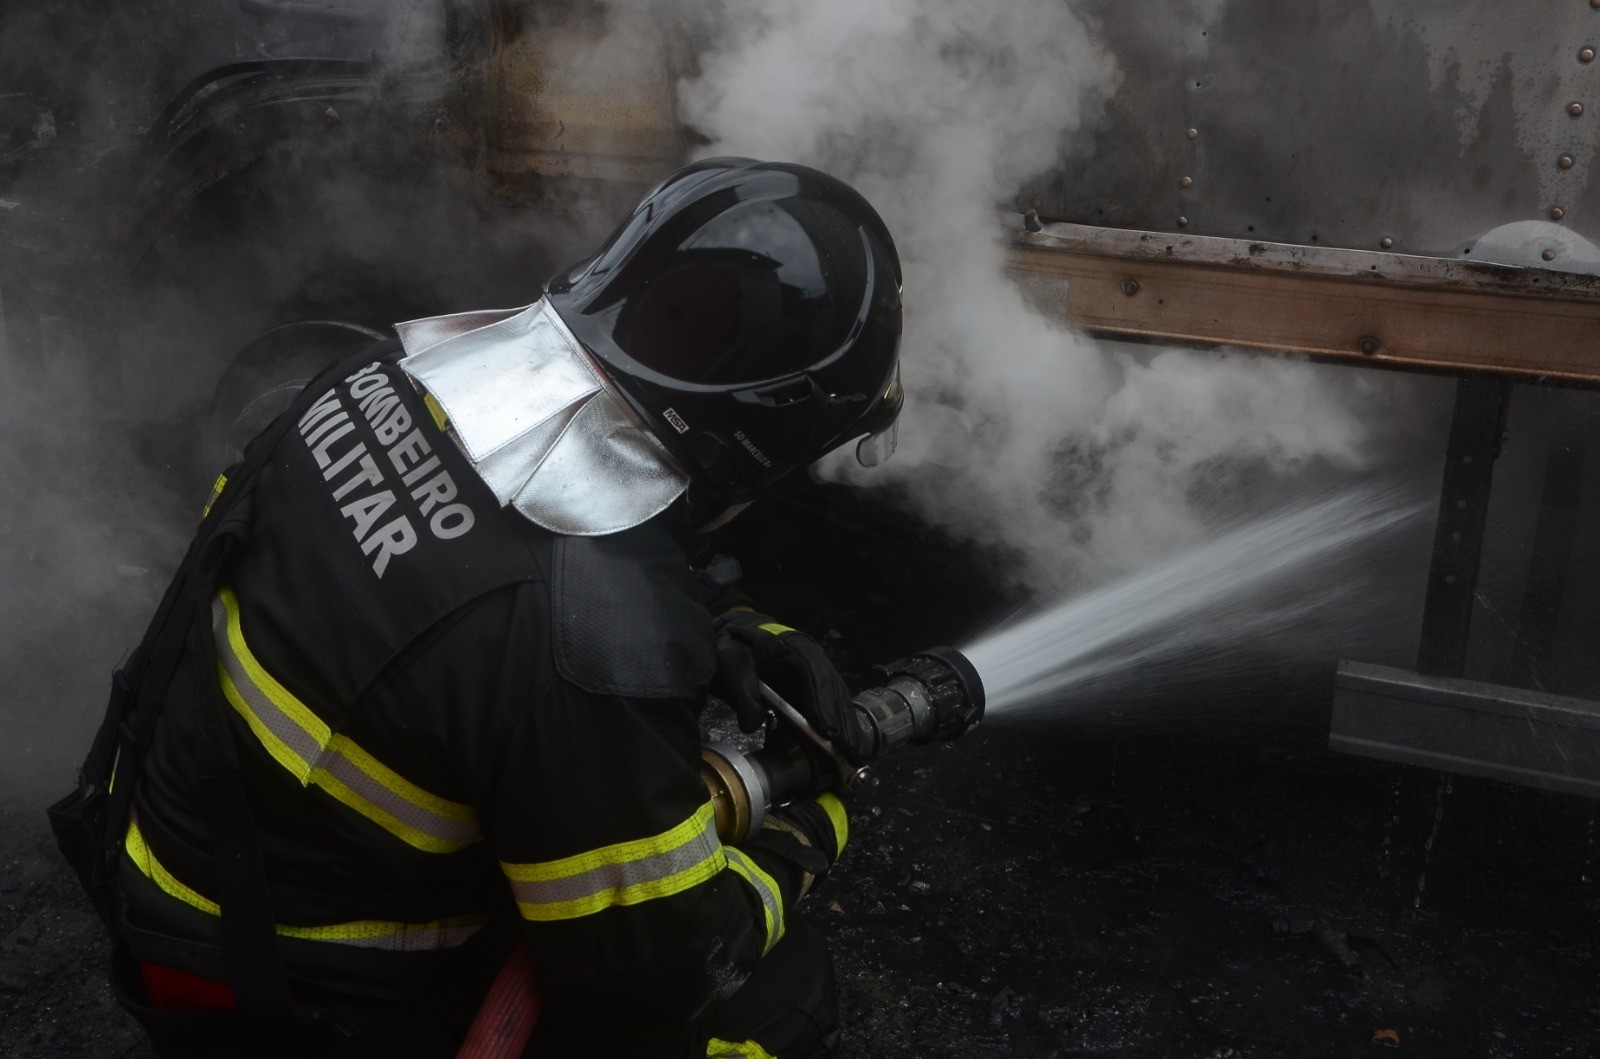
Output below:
[0,1,1452,809]
[0,305,190,804]
[638,0,1443,593]
[0,1,559,808]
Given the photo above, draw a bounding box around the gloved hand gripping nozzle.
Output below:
[701,647,986,844]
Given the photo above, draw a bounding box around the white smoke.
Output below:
[637,0,1439,590]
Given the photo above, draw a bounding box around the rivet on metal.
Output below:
[1359,336,1381,355]
[1121,279,1141,296]
[1571,103,1586,118]
[1177,216,1190,228]
[1560,154,1576,169]
[1543,249,1557,261]
[1179,176,1193,188]
[1582,47,1596,63]
[1552,207,1566,220]
[1380,236,1394,249]
[1185,128,1198,140]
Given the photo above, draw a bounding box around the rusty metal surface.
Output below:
[1033,1,1600,267]
[1008,221,1600,381]
[485,6,687,186]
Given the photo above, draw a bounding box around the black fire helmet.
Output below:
[545,157,904,502]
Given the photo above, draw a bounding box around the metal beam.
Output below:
[1331,660,1600,798]
[1507,435,1587,688]
[1008,223,1600,383]
[1416,378,1513,677]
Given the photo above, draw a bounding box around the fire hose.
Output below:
[456,646,985,1058]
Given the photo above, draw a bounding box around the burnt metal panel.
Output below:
[1038,0,1600,267]
[1331,660,1600,798]
[485,7,689,187]
[1507,435,1588,686]
[1416,378,1513,677]
[1008,223,1600,381]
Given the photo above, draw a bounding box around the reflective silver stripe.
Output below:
[503,804,724,921]
[213,598,324,771]
[211,590,482,853]
[724,849,785,955]
[313,745,482,849]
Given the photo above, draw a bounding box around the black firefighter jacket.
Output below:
[122,352,802,1042]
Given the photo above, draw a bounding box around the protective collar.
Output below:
[396,299,689,537]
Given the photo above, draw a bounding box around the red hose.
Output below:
[456,941,542,1059]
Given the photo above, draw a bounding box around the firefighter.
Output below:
[104,158,904,1057]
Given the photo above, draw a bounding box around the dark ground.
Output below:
[4,726,1597,1057]
[2,479,1597,1058]
[818,732,1599,1058]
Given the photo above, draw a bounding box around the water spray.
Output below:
[963,486,1428,717]
[701,648,986,843]
[701,487,1422,843]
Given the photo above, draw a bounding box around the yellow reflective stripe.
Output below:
[214,587,482,853]
[724,849,785,955]
[202,473,228,518]
[314,731,479,838]
[502,803,725,921]
[276,914,488,949]
[125,812,216,916]
[504,803,720,884]
[217,588,331,776]
[217,659,313,782]
[707,1039,778,1059]
[423,392,449,430]
[755,622,794,637]
[510,853,726,922]
[816,791,848,856]
[123,814,488,950]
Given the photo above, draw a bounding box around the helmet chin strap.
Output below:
[673,481,757,535]
[696,501,752,534]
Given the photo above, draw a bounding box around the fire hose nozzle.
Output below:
[851,646,986,758]
[701,645,985,844]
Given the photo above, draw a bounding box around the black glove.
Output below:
[711,610,873,766]
[746,792,850,900]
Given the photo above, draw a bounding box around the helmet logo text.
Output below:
[662,407,691,434]
[733,430,773,469]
